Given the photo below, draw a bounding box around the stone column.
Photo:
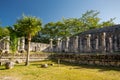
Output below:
[21,37,25,52]
[79,36,83,52]
[17,38,20,51]
[74,36,78,53]
[50,39,53,52]
[60,39,62,52]
[114,36,118,51]
[109,35,113,53]
[6,36,10,52]
[86,34,91,52]
[3,37,6,50]
[65,37,69,52]
[83,37,86,53]
[119,34,120,50]
[57,38,61,52]
[95,36,99,52]
[101,32,106,53]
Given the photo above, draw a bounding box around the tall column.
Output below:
[21,37,25,52]
[101,32,106,53]
[6,36,10,52]
[50,39,53,52]
[109,34,113,53]
[60,39,62,52]
[86,34,91,52]
[119,34,120,50]
[3,37,6,50]
[79,36,83,53]
[114,36,118,51]
[57,38,61,52]
[17,38,20,51]
[83,37,86,52]
[65,37,69,52]
[74,36,78,53]
[95,35,99,52]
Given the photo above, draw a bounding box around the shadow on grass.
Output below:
[51,59,120,72]
[0,67,6,70]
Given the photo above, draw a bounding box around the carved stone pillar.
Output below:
[57,38,61,52]
[119,34,120,50]
[114,36,118,51]
[50,39,53,52]
[21,37,25,52]
[17,38,20,51]
[79,36,83,53]
[83,36,86,53]
[65,37,69,52]
[101,32,106,53]
[86,34,91,52]
[109,34,113,53]
[3,37,6,50]
[6,36,10,52]
[74,36,78,53]
[95,36,99,52]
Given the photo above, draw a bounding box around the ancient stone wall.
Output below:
[28,42,50,52]
[53,53,120,67]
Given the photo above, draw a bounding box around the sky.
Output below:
[0,0,120,26]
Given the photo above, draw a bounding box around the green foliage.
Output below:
[33,10,115,43]
[7,27,18,54]
[0,27,9,39]
[14,15,42,38]
[10,34,18,54]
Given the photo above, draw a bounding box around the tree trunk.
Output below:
[25,34,31,66]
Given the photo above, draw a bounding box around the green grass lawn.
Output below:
[0,60,120,80]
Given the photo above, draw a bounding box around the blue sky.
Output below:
[0,0,120,26]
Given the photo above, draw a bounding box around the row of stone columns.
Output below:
[1,36,25,53]
[51,32,120,53]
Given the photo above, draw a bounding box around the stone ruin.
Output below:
[51,25,120,53]
[0,25,120,54]
[0,36,50,54]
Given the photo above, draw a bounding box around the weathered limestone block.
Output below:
[5,61,15,69]
[41,64,48,68]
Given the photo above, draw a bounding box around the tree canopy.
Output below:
[33,10,115,43]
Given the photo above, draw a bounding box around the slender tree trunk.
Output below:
[25,34,31,66]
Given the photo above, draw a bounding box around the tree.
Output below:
[14,15,42,66]
[79,10,115,30]
[32,10,115,44]
[0,27,9,39]
[7,27,19,55]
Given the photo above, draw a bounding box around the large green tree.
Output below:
[7,27,19,54]
[14,15,42,66]
[32,10,115,44]
[0,27,9,39]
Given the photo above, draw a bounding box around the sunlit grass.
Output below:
[0,60,120,80]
